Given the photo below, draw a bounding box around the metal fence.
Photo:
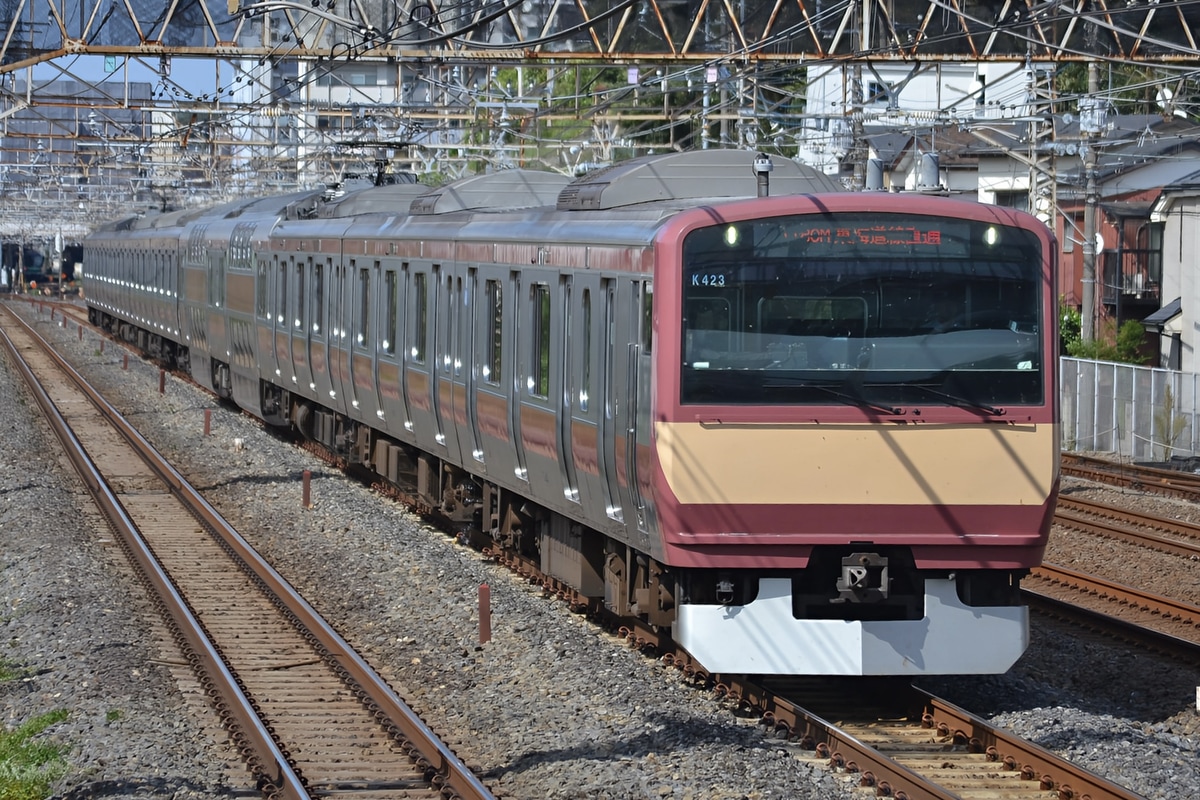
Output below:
[1061,357,1200,461]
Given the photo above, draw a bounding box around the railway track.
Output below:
[1062,451,1200,499]
[0,303,496,800]
[1025,560,1200,651]
[15,298,1166,799]
[1037,492,1200,654]
[681,675,1147,800]
[1056,495,1200,558]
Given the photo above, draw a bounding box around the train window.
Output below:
[641,282,653,352]
[256,258,268,318]
[581,288,591,411]
[313,260,325,334]
[384,270,397,354]
[357,267,370,346]
[445,275,455,373]
[211,254,225,307]
[679,211,1045,406]
[484,279,502,384]
[412,272,427,362]
[295,260,306,329]
[276,259,286,325]
[532,282,550,398]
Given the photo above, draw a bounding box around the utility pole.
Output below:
[1080,62,1101,342]
[1025,60,1056,229]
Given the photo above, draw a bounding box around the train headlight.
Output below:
[983,225,1000,246]
[724,225,740,247]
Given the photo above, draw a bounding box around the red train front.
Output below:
[651,193,1058,675]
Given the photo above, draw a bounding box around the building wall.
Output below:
[1158,193,1200,371]
[803,62,1035,123]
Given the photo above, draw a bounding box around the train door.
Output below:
[599,277,625,523]
[169,245,183,346]
[309,258,332,406]
[600,276,655,537]
[375,264,408,431]
[254,254,278,399]
[393,262,414,436]
[403,267,439,454]
[461,268,483,467]
[346,262,378,422]
[324,260,344,416]
[473,271,515,478]
[516,270,563,500]
[631,280,653,537]
[508,270,529,483]
[558,274,581,503]
[207,248,230,395]
[609,278,652,536]
[273,255,295,395]
[569,274,604,520]
[290,256,314,395]
[433,267,462,462]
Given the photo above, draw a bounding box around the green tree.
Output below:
[1057,63,1197,118]
[1060,298,1148,364]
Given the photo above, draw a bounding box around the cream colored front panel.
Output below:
[656,422,1058,506]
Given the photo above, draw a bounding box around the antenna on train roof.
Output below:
[753,153,773,198]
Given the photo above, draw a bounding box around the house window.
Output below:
[993,191,1029,213]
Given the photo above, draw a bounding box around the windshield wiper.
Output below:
[764,380,904,415]
[906,384,1005,416]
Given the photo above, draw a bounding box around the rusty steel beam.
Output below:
[2,0,1200,70]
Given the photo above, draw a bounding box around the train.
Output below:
[81,149,1059,676]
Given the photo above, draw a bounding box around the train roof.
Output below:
[409,169,571,215]
[318,183,431,218]
[404,152,842,217]
[90,190,326,236]
[88,151,846,241]
[556,150,844,211]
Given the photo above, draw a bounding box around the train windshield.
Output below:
[680,211,1046,407]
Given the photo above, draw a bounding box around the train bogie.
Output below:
[83,149,1059,677]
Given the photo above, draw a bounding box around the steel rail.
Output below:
[1,304,496,800]
[920,693,1148,800]
[0,305,308,799]
[1031,562,1200,630]
[1055,499,1200,559]
[1062,452,1200,499]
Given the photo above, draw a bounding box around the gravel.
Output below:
[3,299,1199,800]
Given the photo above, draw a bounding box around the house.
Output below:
[1052,114,1200,335]
[1149,176,1200,370]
